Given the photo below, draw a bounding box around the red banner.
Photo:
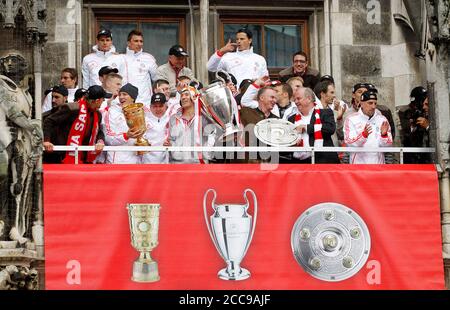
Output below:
[43,164,445,290]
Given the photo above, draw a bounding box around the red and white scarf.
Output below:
[195,97,205,164]
[63,99,100,164]
[294,108,323,147]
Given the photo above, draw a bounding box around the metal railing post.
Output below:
[75,147,79,165]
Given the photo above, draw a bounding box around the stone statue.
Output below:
[0,265,39,290]
[0,51,43,246]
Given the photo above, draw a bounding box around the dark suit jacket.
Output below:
[43,102,104,163]
[288,108,339,164]
[278,67,321,89]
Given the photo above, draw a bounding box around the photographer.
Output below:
[399,86,430,163]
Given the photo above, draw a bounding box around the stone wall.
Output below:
[42,0,82,95]
[324,0,425,145]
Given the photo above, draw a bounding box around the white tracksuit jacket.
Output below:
[141,111,170,164]
[105,48,158,107]
[82,45,118,89]
[207,48,268,87]
[344,109,393,164]
[103,104,141,164]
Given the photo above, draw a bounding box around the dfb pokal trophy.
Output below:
[127,203,161,283]
[123,103,150,155]
[203,189,258,280]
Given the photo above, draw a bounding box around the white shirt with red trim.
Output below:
[141,111,170,164]
[207,48,268,87]
[344,108,393,164]
[108,48,158,107]
[293,109,313,160]
[166,94,181,118]
[167,111,200,164]
[103,104,142,164]
[82,45,118,89]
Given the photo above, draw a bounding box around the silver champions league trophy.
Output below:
[127,203,161,282]
[200,71,241,141]
[203,189,258,281]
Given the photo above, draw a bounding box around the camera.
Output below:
[411,108,424,125]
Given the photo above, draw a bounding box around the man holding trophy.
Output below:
[104,83,148,164]
[167,86,216,163]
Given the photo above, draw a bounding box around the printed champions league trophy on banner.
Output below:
[203,189,258,281]
[127,203,161,283]
[200,71,241,141]
[123,103,150,155]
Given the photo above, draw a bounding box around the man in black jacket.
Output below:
[288,87,339,163]
[399,86,430,163]
[43,85,109,164]
[279,51,320,89]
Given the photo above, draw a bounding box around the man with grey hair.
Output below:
[239,86,279,163]
[288,87,339,163]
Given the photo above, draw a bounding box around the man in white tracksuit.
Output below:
[106,30,158,108]
[344,90,393,164]
[142,93,170,164]
[42,68,79,113]
[104,83,143,164]
[207,28,268,87]
[82,29,118,89]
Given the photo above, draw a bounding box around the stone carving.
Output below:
[426,0,450,44]
[0,51,43,247]
[0,0,48,44]
[0,265,39,290]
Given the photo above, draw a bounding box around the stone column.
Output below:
[198,0,209,85]
[0,0,47,290]
[426,0,450,289]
